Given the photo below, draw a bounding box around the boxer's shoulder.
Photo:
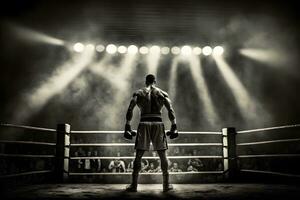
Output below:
[153,87,169,98]
[133,89,143,97]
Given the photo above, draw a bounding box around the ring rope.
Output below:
[236,138,300,146]
[68,171,224,176]
[237,124,300,134]
[69,155,223,160]
[0,123,56,132]
[0,140,56,146]
[70,143,223,147]
[0,170,53,179]
[70,130,222,135]
[0,153,55,158]
[238,154,300,158]
[240,169,300,178]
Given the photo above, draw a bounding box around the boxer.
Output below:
[124,74,178,192]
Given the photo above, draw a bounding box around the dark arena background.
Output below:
[1,0,300,199]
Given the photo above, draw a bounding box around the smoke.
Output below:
[223,14,298,70]
[10,47,95,125]
[85,54,139,129]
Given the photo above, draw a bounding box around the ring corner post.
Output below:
[55,123,71,183]
[222,127,238,181]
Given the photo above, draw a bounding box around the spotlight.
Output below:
[150,45,160,54]
[213,46,224,56]
[118,45,127,54]
[106,44,117,54]
[73,42,85,52]
[128,45,138,54]
[96,44,105,52]
[193,47,202,55]
[161,47,170,55]
[86,44,95,51]
[139,46,149,54]
[171,46,180,55]
[181,45,192,55]
[202,46,212,56]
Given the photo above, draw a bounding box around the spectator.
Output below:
[187,150,204,171]
[78,147,86,156]
[74,151,83,171]
[108,152,126,172]
[91,150,101,172]
[147,162,157,173]
[84,151,92,171]
[127,152,136,172]
[151,151,160,167]
[140,160,149,173]
[170,162,182,172]
[187,165,198,172]
[172,147,180,156]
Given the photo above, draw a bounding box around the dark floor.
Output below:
[2,183,300,200]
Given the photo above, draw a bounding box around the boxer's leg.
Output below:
[157,150,173,192]
[126,149,145,191]
[157,150,168,174]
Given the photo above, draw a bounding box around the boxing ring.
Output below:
[0,123,300,184]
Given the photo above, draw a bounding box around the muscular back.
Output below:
[126,86,176,122]
[135,86,166,116]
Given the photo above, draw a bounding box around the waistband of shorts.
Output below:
[140,116,162,122]
[140,114,162,122]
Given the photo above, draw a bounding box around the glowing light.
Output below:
[73,43,85,52]
[139,46,149,54]
[202,46,212,56]
[96,44,105,52]
[171,46,181,55]
[150,45,160,54]
[193,47,202,55]
[213,46,224,56]
[128,45,138,54]
[106,44,117,54]
[118,45,127,54]
[181,45,192,55]
[161,47,170,55]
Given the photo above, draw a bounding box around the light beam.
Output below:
[214,55,269,124]
[239,48,285,67]
[147,46,161,76]
[168,57,179,101]
[189,55,219,126]
[10,24,65,46]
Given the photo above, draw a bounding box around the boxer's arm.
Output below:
[125,94,137,125]
[163,96,176,125]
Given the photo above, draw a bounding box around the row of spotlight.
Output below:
[73,43,224,56]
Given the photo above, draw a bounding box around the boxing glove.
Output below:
[124,124,137,140]
[166,124,178,139]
